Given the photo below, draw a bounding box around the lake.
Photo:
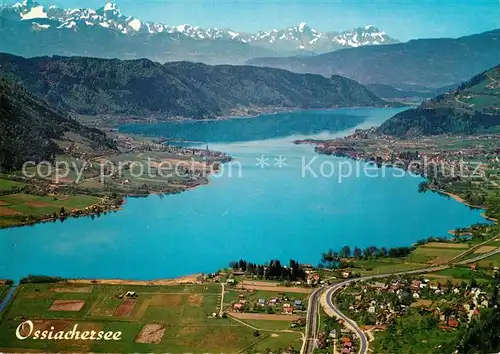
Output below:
[0,108,489,281]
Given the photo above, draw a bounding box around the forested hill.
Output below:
[378,65,500,137]
[0,53,390,120]
[0,77,116,172]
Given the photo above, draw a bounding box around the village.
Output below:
[335,273,494,329]
[295,129,500,187]
[206,263,365,354]
[329,266,499,353]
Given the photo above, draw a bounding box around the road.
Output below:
[309,244,500,354]
[302,287,324,354]
[456,247,500,265]
[322,265,449,354]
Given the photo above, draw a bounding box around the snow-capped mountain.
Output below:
[242,23,397,52]
[1,0,398,52]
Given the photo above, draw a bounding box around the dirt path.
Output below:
[228,314,303,335]
[238,283,312,294]
[231,312,301,321]
[219,283,225,316]
[66,274,202,285]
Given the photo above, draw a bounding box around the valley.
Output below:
[0,2,499,351]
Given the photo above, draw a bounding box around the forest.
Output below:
[0,77,116,172]
[0,53,389,120]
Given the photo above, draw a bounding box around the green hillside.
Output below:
[0,77,116,172]
[424,65,500,114]
[378,65,500,136]
[0,53,390,120]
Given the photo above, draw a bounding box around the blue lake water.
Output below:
[0,108,489,281]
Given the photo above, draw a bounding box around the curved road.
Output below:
[306,244,500,354]
[325,283,367,354]
[321,265,448,354]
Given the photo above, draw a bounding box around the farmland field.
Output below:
[420,242,469,249]
[0,194,101,228]
[478,252,500,268]
[0,179,24,191]
[338,241,481,277]
[0,282,304,353]
[406,246,466,264]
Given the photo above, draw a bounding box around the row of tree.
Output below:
[320,245,413,268]
[229,259,306,281]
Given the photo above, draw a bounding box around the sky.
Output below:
[18,0,500,41]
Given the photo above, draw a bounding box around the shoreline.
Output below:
[0,145,229,229]
[295,139,496,225]
[93,104,405,129]
[433,189,495,224]
[64,273,204,286]
[2,111,497,284]
[0,179,209,230]
[0,197,125,230]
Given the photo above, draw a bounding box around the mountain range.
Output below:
[378,65,500,136]
[0,53,391,120]
[0,0,397,64]
[248,29,500,90]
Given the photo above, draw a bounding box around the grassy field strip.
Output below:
[0,282,305,353]
[228,315,304,354]
[449,237,500,263]
[0,192,103,228]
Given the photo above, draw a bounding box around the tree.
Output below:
[289,259,306,281]
[378,247,388,257]
[456,308,500,353]
[441,304,453,326]
[353,247,362,259]
[446,280,454,292]
[368,246,379,257]
[322,249,340,268]
[388,247,411,258]
[470,277,478,288]
[491,284,499,308]
[237,259,247,271]
[340,245,351,258]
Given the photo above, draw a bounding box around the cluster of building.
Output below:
[116,135,231,161]
[232,293,304,314]
[342,275,494,330]
[317,329,356,354]
[312,129,500,176]
[339,336,354,354]
[116,136,165,152]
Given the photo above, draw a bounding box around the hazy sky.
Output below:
[18,0,500,41]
